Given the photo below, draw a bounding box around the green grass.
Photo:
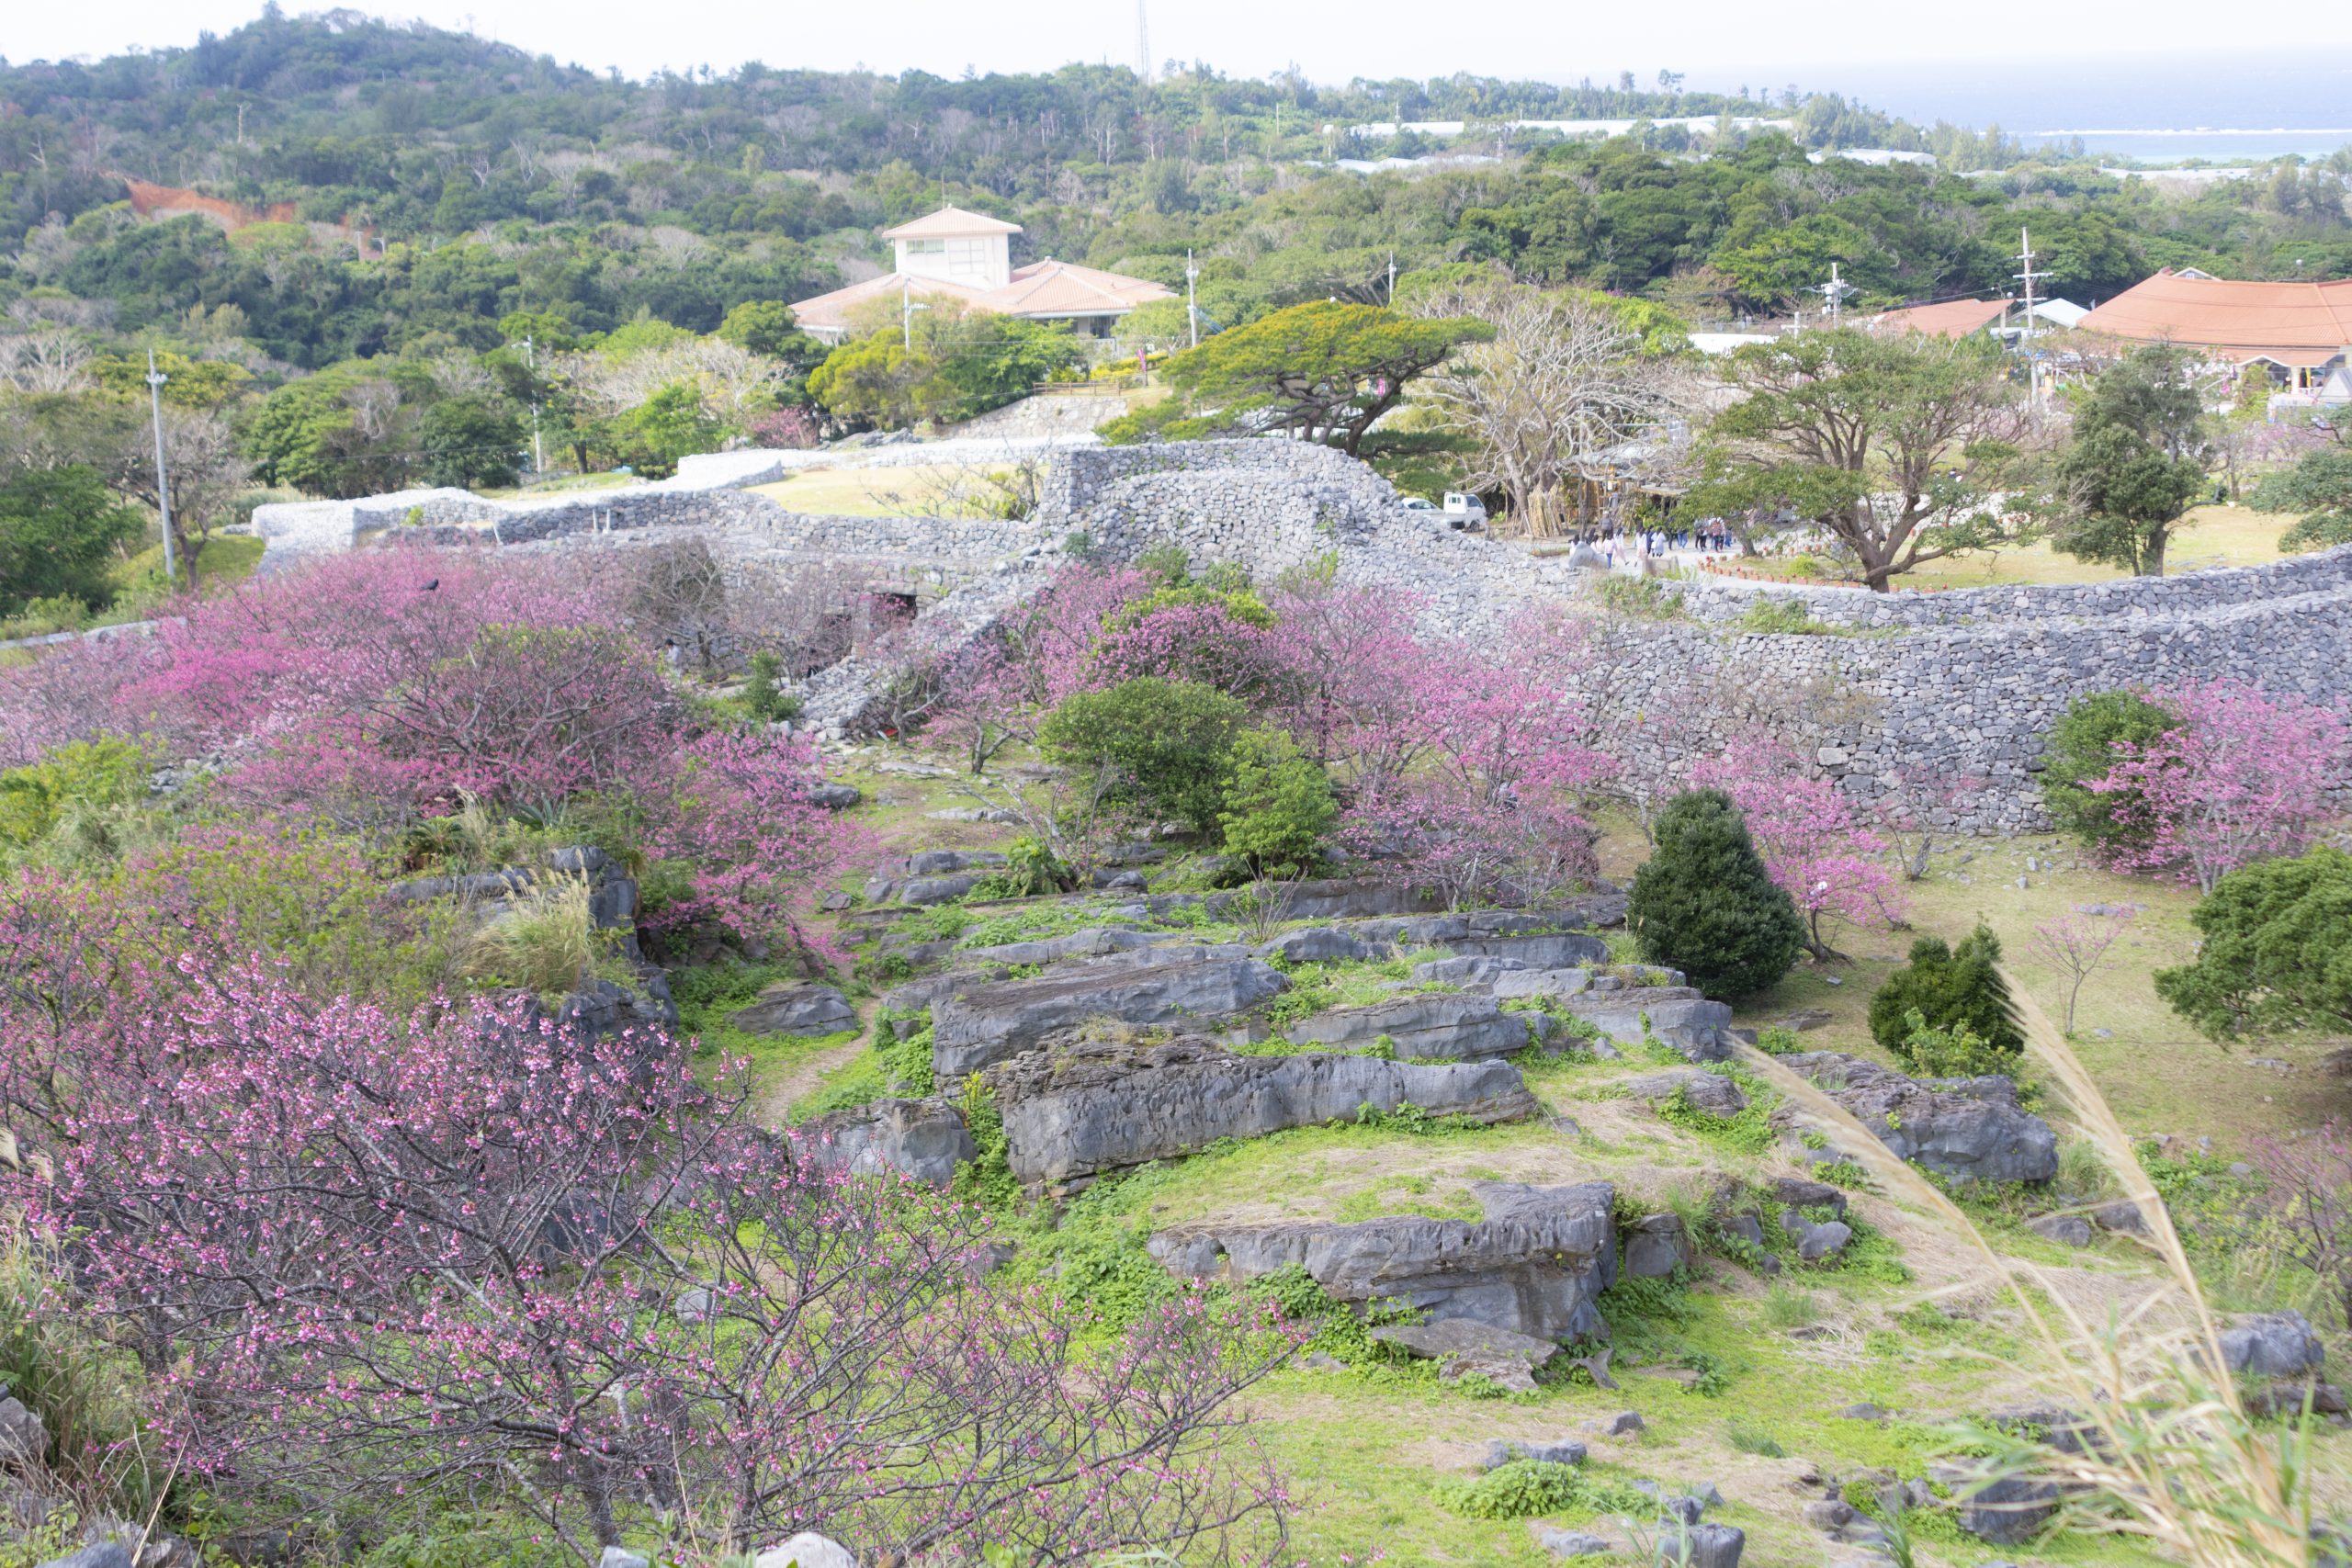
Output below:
[116,531,266,593]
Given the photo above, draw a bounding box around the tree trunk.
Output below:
[2142,525,2168,577]
[173,523,202,592]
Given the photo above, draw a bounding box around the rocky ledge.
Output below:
[1777,1052,2058,1185]
[930,949,1290,1077]
[986,1036,1540,1186]
[1149,1179,1618,1341]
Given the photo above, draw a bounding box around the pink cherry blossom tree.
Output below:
[0,948,1299,1562]
[643,728,876,964]
[2082,679,2346,893]
[1690,737,1905,958]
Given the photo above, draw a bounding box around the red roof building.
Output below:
[2077,269,2352,392]
[1868,298,2009,340]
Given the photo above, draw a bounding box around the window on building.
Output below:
[904,239,945,255]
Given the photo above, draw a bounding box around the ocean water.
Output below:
[1768,52,2352,163]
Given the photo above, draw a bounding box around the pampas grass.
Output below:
[1738,971,2328,1566]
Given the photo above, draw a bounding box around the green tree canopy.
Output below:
[2052,345,2213,576]
[2154,845,2352,1040]
[1161,301,1492,456]
[2250,415,2352,552]
[419,393,527,490]
[0,465,144,615]
[1687,329,2037,591]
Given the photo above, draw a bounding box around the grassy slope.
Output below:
[1901,505,2297,589]
[769,742,2349,1566]
[747,465,997,517]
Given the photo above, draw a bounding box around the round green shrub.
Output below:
[1626,788,1805,999]
[1216,728,1337,881]
[2041,689,2177,855]
[1867,922,2023,1064]
[2154,844,2352,1041]
[1037,676,1249,834]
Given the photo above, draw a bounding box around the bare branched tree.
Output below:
[1413,276,1686,534]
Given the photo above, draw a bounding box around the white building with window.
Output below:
[788,206,1175,344]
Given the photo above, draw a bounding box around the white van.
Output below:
[1442,492,1488,529]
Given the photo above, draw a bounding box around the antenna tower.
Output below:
[1136,0,1151,83]
[1815,261,1855,328]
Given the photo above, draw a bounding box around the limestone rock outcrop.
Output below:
[988,1037,1540,1185]
[1778,1053,2058,1184]
[1149,1179,1618,1340]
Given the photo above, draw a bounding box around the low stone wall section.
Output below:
[253,435,2352,834]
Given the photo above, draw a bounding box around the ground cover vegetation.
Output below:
[1,520,2347,1562]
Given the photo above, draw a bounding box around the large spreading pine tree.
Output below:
[1627,787,1805,999]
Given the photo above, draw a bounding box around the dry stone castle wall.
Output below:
[254,438,2352,834]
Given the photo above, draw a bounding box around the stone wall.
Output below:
[253,435,2352,833]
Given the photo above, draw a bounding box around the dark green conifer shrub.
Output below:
[1625,787,1804,999]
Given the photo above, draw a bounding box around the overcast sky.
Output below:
[15,0,2342,98]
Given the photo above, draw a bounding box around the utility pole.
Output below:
[1386,250,1397,304]
[901,278,929,348]
[2015,226,2043,412]
[523,333,545,478]
[1135,0,1150,84]
[144,349,176,589]
[1185,249,1200,347]
[1815,262,1854,329]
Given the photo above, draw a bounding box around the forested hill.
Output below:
[5,8,2352,371]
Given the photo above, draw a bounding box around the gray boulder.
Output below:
[907,849,1006,876]
[1657,1523,1743,1568]
[1797,1221,1852,1261]
[2221,1311,2326,1377]
[553,974,679,1038]
[1453,931,1614,970]
[1556,991,1735,1062]
[1623,1213,1691,1278]
[1283,993,1534,1061]
[599,1551,652,1568]
[806,783,863,810]
[2027,1213,2094,1247]
[1485,1437,1588,1469]
[752,1535,858,1568]
[1369,1317,1561,1393]
[1151,1180,1617,1341]
[1779,1054,2058,1184]
[801,1099,977,1188]
[1773,1176,1849,1216]
[1625,1068,1748,1119]
[1489,967,1594,1000]
[931,956,1290,1078]
[1957,1477,2061,1544]
[990,1037,1538,1185]
[1259,927,1377,964]
[1411,955,1528,985]
[898,872,989,906]
[731,983,856,1037]
[38,1549,132,1568]
[1539,1529,1612,1558]
[0,1394,47,1466]
[1196,877,1440,922]
[963,926,1159,965]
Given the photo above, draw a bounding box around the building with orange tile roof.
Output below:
[1868,298,2010,340]
[2077,269,2352,397]
[791,207,1174,344]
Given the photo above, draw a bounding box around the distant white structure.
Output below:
[1809,148,1938,167]
[1348,116,1793,140]
[2021,299,2091,331]
[1688,332,1781,355]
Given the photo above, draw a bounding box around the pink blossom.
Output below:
[2082,678,2346,893]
